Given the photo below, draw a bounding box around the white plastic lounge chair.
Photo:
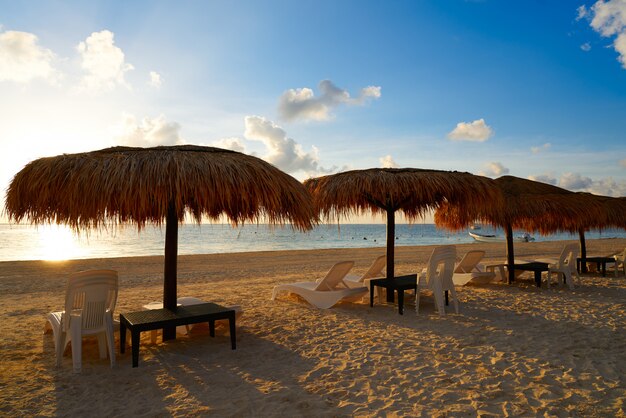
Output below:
[613,248,626,277]
[451,250,496,286]
[44,270,118,373]
[344,255,386,289]
[143,297,243,343]
[537,243,579,289]
[271,261,367,309]
[416,246,458,315]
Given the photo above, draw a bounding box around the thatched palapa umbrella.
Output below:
[435,175,604,283]
[574,194,626,272]
[304,168,500,301]
[5,145,316,339]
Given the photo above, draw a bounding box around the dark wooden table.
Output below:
[511,262,549,287]
[369,274,418,315]
[120,302,236,367]
[577,256,615,277]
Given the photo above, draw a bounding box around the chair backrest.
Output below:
[424,246,457,290]
[454,250,485,273]
[63,270,118,332]
[558,243,579,270]
[360,255,386,281]
[314,261,355,291]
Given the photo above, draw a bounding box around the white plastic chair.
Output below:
[416,246,458,315]
[344,255,386,288]
[44,270,118,373]
[271,261,367,309]
[613,248,626,277]
[451,250,495,286]
[545,243,580,289]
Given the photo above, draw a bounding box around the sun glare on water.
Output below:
[37,225,85,261]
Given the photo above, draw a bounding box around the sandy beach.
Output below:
[1,238,625,417]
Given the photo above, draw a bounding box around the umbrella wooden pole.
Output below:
[579,228,587,273]
[163,200,178,341]
[505,223,515,284]
[386,207,395,302]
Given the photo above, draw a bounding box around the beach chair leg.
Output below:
[415,291,421,315]
[70,321,82,373]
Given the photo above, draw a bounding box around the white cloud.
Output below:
[577,5,588,21]
[212,137,246,153]
[558,172,626,196]
[278,79,381,122]
[447,118,494,142]
[244,115,340,175]
[615,31,626,67]
[586,177,626,196]
[77,30,134,91]
[380,155,399,168]
[583,0,626,68]
[115,114,183,146]
[620,158,626,168]
[589,0,626,36]
[581,42,592,51]
[531,142,551,154]
[479,161,509,177]
[528,173,558,185]
[559,172,593,190]
[148,71,162,88]
[0,30,57,83]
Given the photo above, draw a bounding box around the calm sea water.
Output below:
[0,223,624,262]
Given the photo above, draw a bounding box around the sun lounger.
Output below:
[271,261,367,309]
[451,250,496,286]
[344,255,386,288]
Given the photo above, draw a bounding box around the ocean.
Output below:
[1,223,625,263]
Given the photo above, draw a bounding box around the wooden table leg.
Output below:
[120,319,126,354]
[397,289,404,315]
[209,320,215,337]
[229,314,236,350]
[131,331,140,368]
[535,271,542,287]
[370,285,375,307]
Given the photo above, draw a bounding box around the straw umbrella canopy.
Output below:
[434,175,604,283]
[304,168,500,298]
[573,194,626,272]
[5,145,316,338]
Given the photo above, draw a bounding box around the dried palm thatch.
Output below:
[5,145,316,335]
[435,177,603,233]
[304,168,500,288]
[434,175,605,283]
[6,145,315,231]
[572,194,626,272]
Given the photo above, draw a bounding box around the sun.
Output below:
[37,225,84,261]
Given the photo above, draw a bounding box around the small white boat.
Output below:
[469,231,535,243]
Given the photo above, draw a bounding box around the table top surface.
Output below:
[369,274,418,287]
[121,302,233,326]
[578,256,615,262]
[513,262,550,270]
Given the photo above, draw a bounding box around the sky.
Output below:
[1,0,625,224]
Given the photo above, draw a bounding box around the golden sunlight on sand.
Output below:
[1,239,625,416]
